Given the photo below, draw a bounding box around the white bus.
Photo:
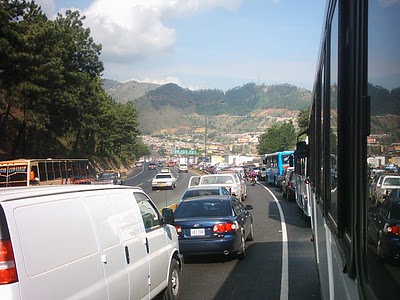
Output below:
[0,158,92,187]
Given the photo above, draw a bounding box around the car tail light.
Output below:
[384,224,400,235]
[212,222,238,233]
[174,226,182,235]
[0,239,18,284]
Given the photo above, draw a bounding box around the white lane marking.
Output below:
[261,184,289,300]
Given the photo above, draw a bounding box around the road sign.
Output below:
[171,149,196,155]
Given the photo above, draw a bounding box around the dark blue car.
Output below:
[368,188,400,262]
[172,195,253,259]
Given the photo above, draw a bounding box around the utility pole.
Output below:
[204,115,207,163]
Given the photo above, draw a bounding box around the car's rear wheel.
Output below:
[376,239,386,262]
[247,223,254,241]
[237,233,246,260]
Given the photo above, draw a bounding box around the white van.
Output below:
[0,185,183,300]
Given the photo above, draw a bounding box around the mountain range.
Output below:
[103,80,399,138]
[103,80,311,136]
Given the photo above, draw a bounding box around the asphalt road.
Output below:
[126,165,321,300]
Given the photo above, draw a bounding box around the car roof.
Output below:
[184,185,225,191]
[0,185,143,203]
[382,175,400,179]
[177,195,232,202]
[202,173,237,177]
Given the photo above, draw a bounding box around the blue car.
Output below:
[172,195,254,259]
[368,189,400,262]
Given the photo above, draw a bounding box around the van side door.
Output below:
[133,192,171,296]
[106,190,151,300]
[84,192,130,299]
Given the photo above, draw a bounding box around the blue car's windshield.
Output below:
[175,200,230,217]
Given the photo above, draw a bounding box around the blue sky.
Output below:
[36,0,327,91]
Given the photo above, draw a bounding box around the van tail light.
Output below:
[0,239,18,284]
[213,222,238,233]
[384,224,400,235]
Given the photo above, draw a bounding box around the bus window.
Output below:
[38,162,47,182]
[30,165,39,185]
[46,161,55,181]
[366,1,400,299]
[53,162,62,180]
[328,5,338,223]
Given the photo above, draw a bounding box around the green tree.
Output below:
[0,0,55,156]
[134,138,151,159]
[0,2,141,164]
[257,121,296,154]
[297,108,310,132]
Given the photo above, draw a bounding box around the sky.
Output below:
[35,0,327,91]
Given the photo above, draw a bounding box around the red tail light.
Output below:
[384,224,400,235]
[175,226,182,235]
[212,222,238,233]
[0,239,18,284]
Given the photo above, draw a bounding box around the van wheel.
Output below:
[163,259,181,300]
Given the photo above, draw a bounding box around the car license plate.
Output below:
[190,228,205,236]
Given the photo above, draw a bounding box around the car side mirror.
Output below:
[245,204,253,210]
[162,208,175,224]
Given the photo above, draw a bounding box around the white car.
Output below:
[152,173,177,190]
[188,173,246,201]
[178,163,189,173]
[375,175,400,205]
[160,167,171,173]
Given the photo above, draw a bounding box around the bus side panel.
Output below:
[312,194,359,300]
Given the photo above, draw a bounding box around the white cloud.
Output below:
[132,76,182,86]
[34,0,56,16]
[76,0,242,62]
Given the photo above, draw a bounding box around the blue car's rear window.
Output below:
[391,202,400,220]
[182,189,220,199]
[175,200,229,217]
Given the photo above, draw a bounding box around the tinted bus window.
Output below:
[329,6,338,223]
[366,1,400,299]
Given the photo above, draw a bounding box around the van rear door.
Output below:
[2,195,109,300]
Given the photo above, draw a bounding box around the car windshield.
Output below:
[201,176,234,184]
[174,200,230,217]
[182,189,220,199]
[99,172,115,179]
